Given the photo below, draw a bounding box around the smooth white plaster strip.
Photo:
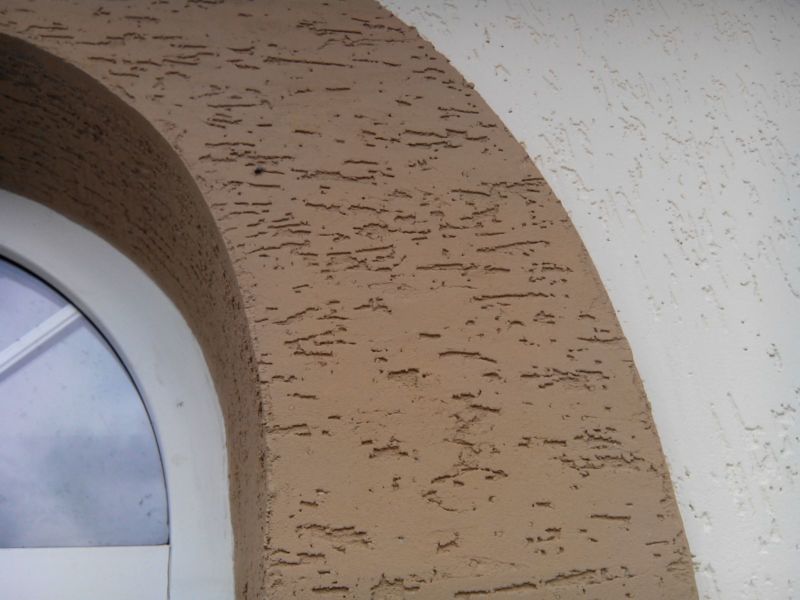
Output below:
[379,1,800,598]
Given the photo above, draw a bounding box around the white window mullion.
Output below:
[0,546,169,600]
[0,305,79,378]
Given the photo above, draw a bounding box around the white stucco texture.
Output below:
[379,1,800,598]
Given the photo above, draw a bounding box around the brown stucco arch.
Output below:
[0,2,697,599]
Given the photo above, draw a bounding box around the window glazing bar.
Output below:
[0,305,79,378]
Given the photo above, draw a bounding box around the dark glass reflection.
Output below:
[0,258,168,547]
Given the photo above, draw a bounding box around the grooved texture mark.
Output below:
[0,1,697,598]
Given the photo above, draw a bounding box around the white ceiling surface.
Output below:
[380,1,800,598]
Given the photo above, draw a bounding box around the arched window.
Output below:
[0,189,234,599]
[0,257,169,550]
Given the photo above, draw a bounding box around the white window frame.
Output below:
[0,189,234,599]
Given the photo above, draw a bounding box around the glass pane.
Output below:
[0,259,66,350]
[0,259,168,547]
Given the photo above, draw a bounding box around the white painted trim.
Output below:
[0,190,234,599]
[0,546,169,600]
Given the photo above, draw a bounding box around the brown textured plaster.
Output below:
[0,1,697,598]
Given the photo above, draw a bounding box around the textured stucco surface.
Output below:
[378,2,800,598]
[1,1,696,598]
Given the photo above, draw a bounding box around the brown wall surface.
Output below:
[0,1,697,598]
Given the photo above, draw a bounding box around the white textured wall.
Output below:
[380,1,800,598]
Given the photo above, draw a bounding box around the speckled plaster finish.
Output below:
[0,2,696,598]
[376,3,800,598]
